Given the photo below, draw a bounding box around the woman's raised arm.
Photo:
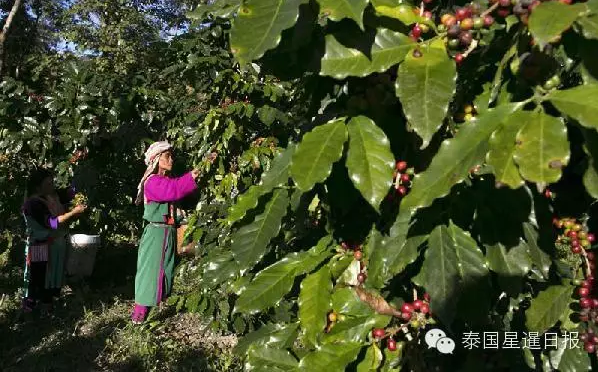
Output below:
[23,198,85,229]
[144,172,198,203]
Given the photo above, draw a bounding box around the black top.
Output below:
[22,188,73,227]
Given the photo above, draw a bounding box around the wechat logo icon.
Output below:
[425,328,456,354]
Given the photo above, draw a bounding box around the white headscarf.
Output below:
[135,141,173,205]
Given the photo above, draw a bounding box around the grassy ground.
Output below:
[0,240,241,372]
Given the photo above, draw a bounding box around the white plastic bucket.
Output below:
[67,234,101,276]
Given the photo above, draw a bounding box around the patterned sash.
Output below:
[24,194,67,264]
[29,243,49,262]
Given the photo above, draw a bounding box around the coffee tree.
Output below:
[192,0,598,370]
[139,19,315,331]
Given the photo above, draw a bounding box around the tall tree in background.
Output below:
[0,0,70,81]
[60,0,203,74]
[0,0,23,76]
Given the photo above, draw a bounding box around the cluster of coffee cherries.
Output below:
[326,310,347,332]
[439,3,495,64]
[371,327,405,351]
[370,293,433,351]
[28,92,44,102]
[71,192,88,207]
[399,293,432,329]
[553,217,598,354]
[69,148,88,164]
[454,103,478,123]
[405,0,439,42]
[490,0,541,26]
[324,246,372,333]
[580,328,598,353]
[553,217,595,255]
[220,96,249,109]
[574,263,597,311]
[491,0,583,28]
[393,160,414,198]
[574,263,598,354]
[408,9,432,42]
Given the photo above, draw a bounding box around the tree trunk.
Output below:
[0,0,23,77]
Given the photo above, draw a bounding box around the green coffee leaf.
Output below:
[202,250,240,287]
[227,185,263,224]
[227,144,295,224]
[370,0,400,5]
[556,339,591,371]
[485,242,531,296]
[323,314,391,344]
[584,162,598,199]
[187,0,240,19]
[317,0,368,29]
[525,284,574,333]
[331,287,374,317]
[298,342,363,371]
[290,118,348,192]
[320,29,414,79]
[246,345,299,371]
[234,322,299,355]
[400,103,524,214]
[231,189,289,271]
[413,222,489,325]
[257,105,277,126]
[295,235,334,275]
[549,84,598,130]
[581,128,598,199]
[523,223,552,280]
[234,323,280,355]
[366,218,426,289]
[357,343,383,372]
[298,266,332,346]
[528,2,585,47]
[486,243,531,278]
[380,343,403,371]
[578,15,598,40]
[338,259,361,286]
[560,302,578,331]
[346,116,395,211]
[234,253,302,314]
[396,44,456,149]
[263,323,301,349]
[372,2,426,25]
[513,110,570,184]
[485,114,525,188]
[330,255,353,279]
[230,0,302,63]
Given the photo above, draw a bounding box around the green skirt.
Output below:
[134,224,176,306]
[47,236,67,289]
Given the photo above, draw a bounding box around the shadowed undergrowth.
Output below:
[0,240,241,372]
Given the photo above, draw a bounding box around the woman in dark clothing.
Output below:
[21,168,86,314]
